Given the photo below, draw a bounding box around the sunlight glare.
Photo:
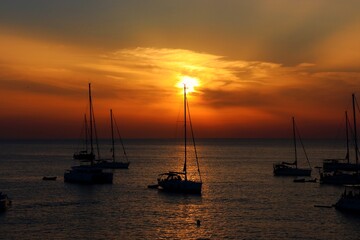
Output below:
[176,76,199,93]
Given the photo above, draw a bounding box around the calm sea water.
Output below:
[0,138,360,239]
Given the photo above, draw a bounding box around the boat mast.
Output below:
[84,114,88,153]
[184,84,187,181]
[345,111,350,163]
[110,109,115,163]
[89,83,94,165]
[352,94,359,168]
[293,117,298,168]
[113,115,128,163]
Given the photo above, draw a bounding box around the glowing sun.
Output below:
[176,76,199,93]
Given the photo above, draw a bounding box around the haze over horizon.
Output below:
[1,1,360,139]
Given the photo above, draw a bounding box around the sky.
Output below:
[1,0,360,139]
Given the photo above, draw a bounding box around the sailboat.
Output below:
[0,192,11,212]
[156,84,202,194]
[320,94,360,185]
[64,83,113,184]
[73,114,95,161]
[273,117,312,176]
[94,109,130,169]
[322,111,360,172]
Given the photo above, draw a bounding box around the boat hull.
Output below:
[273,164,311,176]
[320,172,360,185]
[94,161,130,169]
[157,179,202,194]
[335,198,360,212]
[64,166,113,184]
[323,160,360,172]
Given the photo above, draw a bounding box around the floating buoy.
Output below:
[43,176,57,181]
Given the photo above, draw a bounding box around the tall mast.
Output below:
[183,84,187,181]
[345,111,350,163]
[110,109,115,163]
[352,94,359,167]
[89,83,94,165]
[292,117,298,168]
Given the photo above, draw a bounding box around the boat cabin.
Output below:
[158,172,185,183]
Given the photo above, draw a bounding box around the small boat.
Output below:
[0,192,11,212]
[334,185,360,212]
[42,176,57,181]
[273,117,312,176]
[64,83,113,184]
[156,83,202,194]
[94,109,130,169]
[157,171,202,194]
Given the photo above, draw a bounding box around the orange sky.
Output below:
[0,1,360,139]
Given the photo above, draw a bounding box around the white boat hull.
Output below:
[94,161,130,169]
[64,166,113,184]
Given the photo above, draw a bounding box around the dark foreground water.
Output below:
[0,139,360,239]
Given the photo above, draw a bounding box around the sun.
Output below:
[176,76,199,93]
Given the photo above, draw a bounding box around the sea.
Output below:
[0,138,360,240]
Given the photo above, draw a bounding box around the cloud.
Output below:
[82,47,360,122]
[2,40,359,115]
[2,1,360,67]
[90,47,282,91]
[1,32,360,138]
[0,78,82,97]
